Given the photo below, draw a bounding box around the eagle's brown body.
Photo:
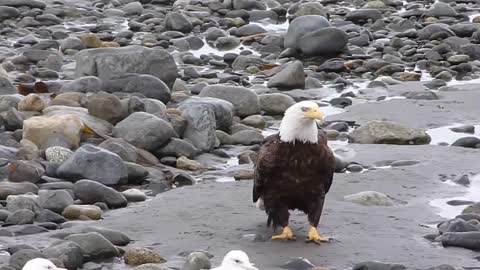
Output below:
[253,133,335,229]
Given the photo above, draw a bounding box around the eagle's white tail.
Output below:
[256,197,265,211]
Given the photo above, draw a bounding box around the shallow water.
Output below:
[430,174,480,219]
[426,124,480,145]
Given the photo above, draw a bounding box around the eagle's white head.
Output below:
[22,258,66,270]
[279,101,324,144]
[219,250,258,270]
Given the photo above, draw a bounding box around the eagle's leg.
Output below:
[306,192,330,244]
[271,207,296,241]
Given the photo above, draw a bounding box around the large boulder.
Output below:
[267,61,305,89]
[113,112,176,151]
[179,97,234,131]
[65,232,120,261]
[22,114,85,150]
[57,144,128,185]
[284,15,330,49]
[178,103,217,152]
[259,93,296,115]
[103,74,171,104]
[37,189,74,214]
[42,241,84,270]
[74,45,178,89]
[199,85,260,117]
[0,182,38,200]
[345,9,383,24]
[165,12,193,33]
[74,180,127,208]
[299,27,348,56]
[348,121,431,145]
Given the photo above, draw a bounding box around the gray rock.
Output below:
[65,232,120,260]
[35,209,66,224]
[7,160,45,184]
[233,0,265,10]
[125,162,149,184]
[131,264,171,270]
[11,224,49,236]
[156,138,199,158]
[5,209,35,225]
[346,9,383,23]
[8,249,44,270]
[103,74,171,104]
[299,27,348,56]
[353,261,406,270]
[182,252,211,270]
[284,15,330,50]
[43,241,84,270]
[113,112,176,151]
[179,97,234,132]
[417,24,455,40]
[165,12,192,33]
[122,188,147,202]
[123,1,143,15]
[0,209,10,221]
[0,78,16,95]
[80,226,131,246]
[259,93,296,115]
[0,182,38,200]
[60,37,86,52]
[199,85,260,117]
[348,121,431,145]
[267,61,305,90]
[232,55,266,71]
[75,45,178,89]
[6,195,41,213]
[59,76,103,94]
[0,6,19,20]
[280,257,315,270]
[0,95,22,112]
[6,244,38,255]
[57,144,128,185]
[234,24,266,37]
[438,218,479,234]
[440,232,480,250]
[232,130,264,145]
[426,2,457,17]
[178,104,217,152]
[344,191,394,206]
[98,138,138,163]
[74,179,127,208]
[452,174,470,186]
[451,137,480,148]
[450,125,475,134]
[390,160,420,167]
[37,190,74,214]
[87,92,123,124]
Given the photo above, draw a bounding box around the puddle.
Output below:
[189,38,260,58]
[426,124,480,145]
[430,174,480,219]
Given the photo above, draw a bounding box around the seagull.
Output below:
[22,258,67,270]
[211,250,258,270]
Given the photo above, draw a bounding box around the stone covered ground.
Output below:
[1,0,480,269]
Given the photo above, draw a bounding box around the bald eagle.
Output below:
[253,101,335,244]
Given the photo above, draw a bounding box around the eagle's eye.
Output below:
[300,106,311,112]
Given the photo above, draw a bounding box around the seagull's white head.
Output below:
[22,258,67,270]
[220,250,258,270]
[279,101,324,144]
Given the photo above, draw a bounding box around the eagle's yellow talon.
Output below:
[271,226,296,241]
[306,226,330,244]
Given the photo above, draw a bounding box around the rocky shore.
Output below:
[0,0,480,269]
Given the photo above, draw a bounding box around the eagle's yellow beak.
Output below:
[303,107,324,120]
